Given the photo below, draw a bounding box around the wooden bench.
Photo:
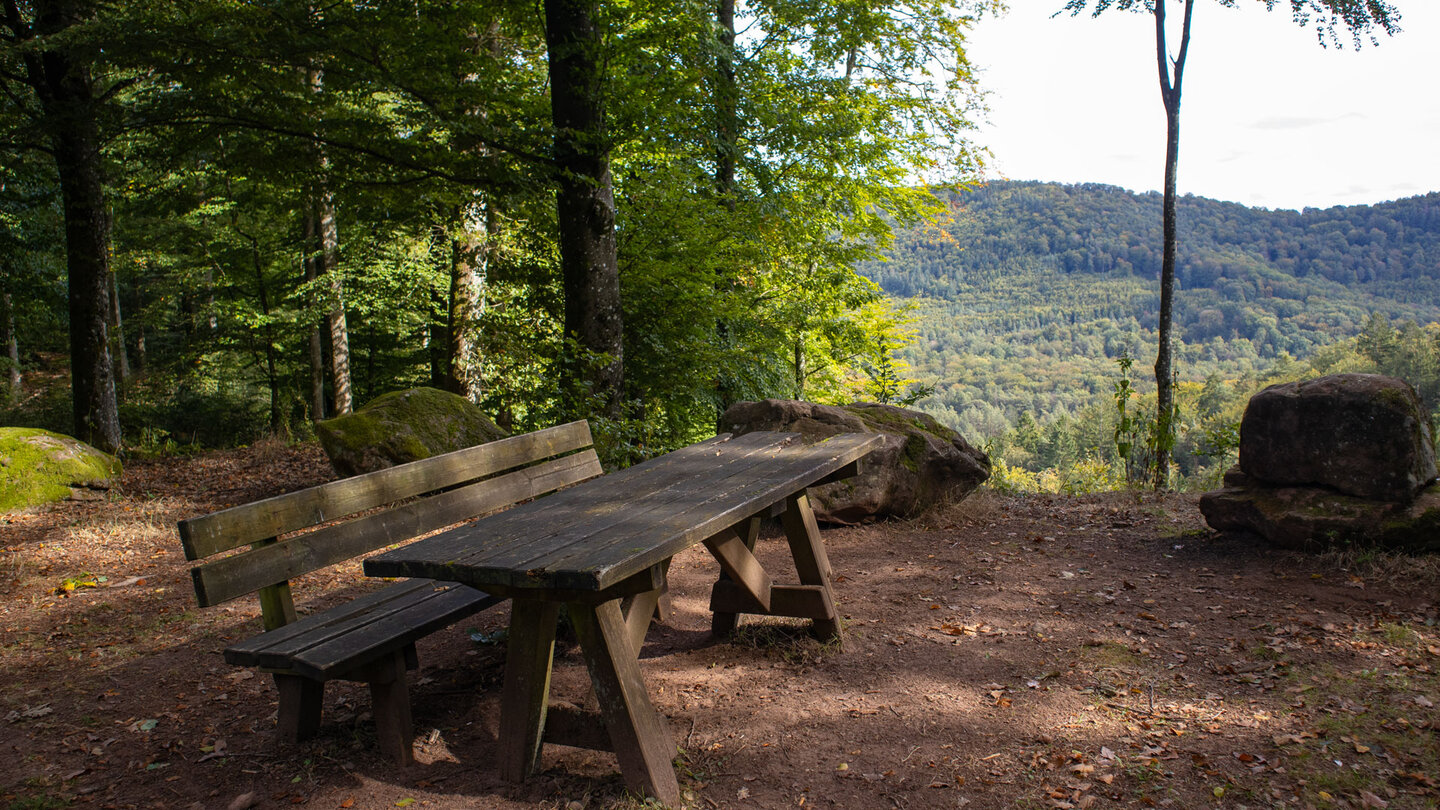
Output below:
[175,420,601,764]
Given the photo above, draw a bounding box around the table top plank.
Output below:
[468,432,810,577]
[535,434,879,590]
[364,432,881,594]
[365,431,797,582]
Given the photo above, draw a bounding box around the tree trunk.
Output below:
[714,0,737,207]
[108,266,130,386]
[316,187,352,415]
[428,225,450,389]
[1150,0,1192,491]
[544,0,624,417]
[448,203,493,402]
[29,0,120,452]
[712,0,740,424]
[133,269,147,373]
[303,212,326,421]
[2,291,21,401]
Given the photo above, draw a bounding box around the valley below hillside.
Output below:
[861,181,1440,467]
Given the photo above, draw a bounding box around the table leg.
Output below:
[710,515,762,636]
[570,598,682,807]
[498,597,560,782]
[781,492,842,642]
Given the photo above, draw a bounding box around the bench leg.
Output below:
[366,651,415,767]
[570,598,681,807]
[274,674,324,743]
[498,598,560,782]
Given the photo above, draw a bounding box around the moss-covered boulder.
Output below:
[1201,374,1440,552]
[0,428,122,512]
[1201,469,1440,553]
[315,387,508,478]
[720,399,990,523]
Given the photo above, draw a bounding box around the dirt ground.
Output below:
[1,442,1437,810]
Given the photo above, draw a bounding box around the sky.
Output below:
[964,1,1440,211]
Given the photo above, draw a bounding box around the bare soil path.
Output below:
[2,442,1436,810]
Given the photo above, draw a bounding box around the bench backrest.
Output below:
[178,420,601,630]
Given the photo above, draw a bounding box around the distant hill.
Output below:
[860,181,1440,438]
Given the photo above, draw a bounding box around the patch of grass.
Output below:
[1083,640,1144,670]
[1312,545,1440,593]
[0,550,34,592]
[728,617,839,666]
[4,796,71,810]
[1275,653,1440,809]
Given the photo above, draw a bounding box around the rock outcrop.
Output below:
[0,428,122,512]
[315,387,508,477]
[720,399,990,523]
[1200,374,1440,551]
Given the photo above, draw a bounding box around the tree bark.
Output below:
[316,186,352,414]
[544,0,624,417]
[447,203,493,402]
[305,63,352,415]
[2,291,21,401]
[712,0,740,424]
[303,212,326,421]
[714,0,737,207]
[26,0,121,452]
[1151,0,1192,491]
[108,266,130,386]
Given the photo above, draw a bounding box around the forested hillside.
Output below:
[860,181,1440,451]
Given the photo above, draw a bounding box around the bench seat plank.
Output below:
[224,579,500,679]
[283,583,500,680]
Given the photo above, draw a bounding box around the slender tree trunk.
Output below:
[133,267,147,373]
[107,266,129,386]
[447,203,493,402]
[1151,0,1192,491]
[303,213,326,421]
[793,339,805,400]
[544,0,624,417]
[316,187,351,414]
[247,238,282,433]
[2,291,21,401]
[304,62,351,416]
[712,0,740,424]
[714,0,737,207]
[27,0,120,452]
[428,224,450,388]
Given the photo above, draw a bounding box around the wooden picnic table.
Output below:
[363,429,881,804]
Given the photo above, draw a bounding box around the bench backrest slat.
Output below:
[178,421,594,560]
[192,449,602,607]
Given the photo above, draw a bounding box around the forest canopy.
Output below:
[0,0,997,462]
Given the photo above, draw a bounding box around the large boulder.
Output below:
[316,387,508,477]
[1200,374,1440,551]
[1238,373,1435,502]
[0,428,122,512]
[720,399,990,523]
[1201,470,1440,553]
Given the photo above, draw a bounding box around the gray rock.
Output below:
[1202,373,1440,552]
[720,399,990,523]
[1239,373,1436,502]
[1200,480,1440,553]
[316,387,508,477]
